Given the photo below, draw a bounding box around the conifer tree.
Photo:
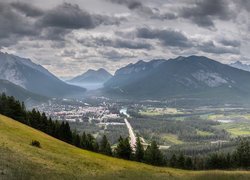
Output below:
[135,136,144,162]
[72,130,81,147]
[184,157,193,170]
[115,136,132,160]
[235,139,250,168]
[100,135,112,156]
[144,141,164,166]
[177,154,185,169]
[169,154,177,167]
[81,132,87,148]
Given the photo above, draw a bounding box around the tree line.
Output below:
[0,93,250,169]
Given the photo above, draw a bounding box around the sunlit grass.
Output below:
[163,133,183,144]
[216,122,250,136]
[196,130,214,136]
[139,108,183,116]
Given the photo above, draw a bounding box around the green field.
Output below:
[217,122,250,136]
[196,130,214,136]
[207,113,250,121]
[163,133,183,144]
[1,115,250,180]
[139,108,183,116]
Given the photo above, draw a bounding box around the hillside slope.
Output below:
[1,115,250,180]
[0,79,48,103]
[0,52,85,98]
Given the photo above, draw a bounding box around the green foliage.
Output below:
[184,157,193,170]
[234,138,250,168]
[135,136,144,162]
[100,135,112,156]
[30,140,41,148]
[169,154,177,168]
[177,154,185,169]
[72,130,81,147]
[115,136,132,160]
[144,141,164,166]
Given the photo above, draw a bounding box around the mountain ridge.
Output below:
[0,52,86,98]
[230,61,250,72]
[69,68,112,84]
[103,56,250,102]
[0,79,48,103]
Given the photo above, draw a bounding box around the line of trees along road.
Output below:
[0,93,250,169]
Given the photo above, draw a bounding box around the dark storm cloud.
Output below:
[0,2,123,47]
[100,49,136,60]
[108,0,177,20]
[108,0,144,10]
[179,0,234,27]
[218,38,241,47]
[151,12,177,20]
[38,3,121,29]
[78,36,152,50]
[10,2,44,17]
[198,41,240,54]
[136,27,191,48]
[238,0,250,12]
[0,2,39,47]
[40,27,71,41]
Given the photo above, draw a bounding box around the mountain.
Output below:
[230,61,250,72]
[0,52,86,98]
[69,68,112,84]
[1,115,248,179]
[0,79,48,103]
[104,56,250,102]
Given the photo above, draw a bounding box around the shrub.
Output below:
[30,140,41,148]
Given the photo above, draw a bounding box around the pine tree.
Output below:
[86,134,95,151]
[135,136,144,162]
[72,130,81,147]
[235,139,250,168]
[115,136,132,160]
[169,154,177,167]
[93,140,99,152]
[64,122,72,143]
[81,132,87,148]
[144,141,164,166]
[100,135,112,156]
[177,154,185,169]
[184,157,193,170]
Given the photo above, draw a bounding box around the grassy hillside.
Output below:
[1,115,250,180]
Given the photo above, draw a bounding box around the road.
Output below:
[120,108,170,150]
[120,108,137,149]
[124,118,137,150]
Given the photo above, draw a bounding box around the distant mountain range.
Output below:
[104,56,250,102]
[230,61,250,72]
[69,68,112,84]
[0,52,85,98]
[2,52,250,104]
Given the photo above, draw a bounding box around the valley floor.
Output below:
[1,114,250,180]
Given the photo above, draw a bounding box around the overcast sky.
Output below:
[1,0,250,78]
